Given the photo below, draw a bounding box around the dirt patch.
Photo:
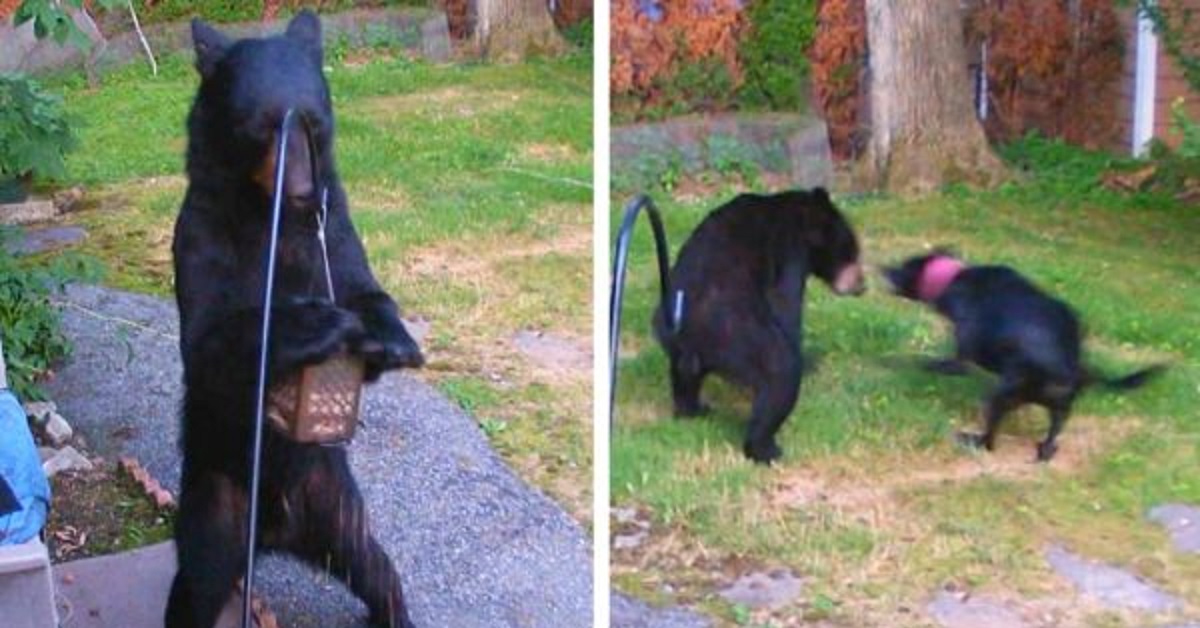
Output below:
[767,416,1140,519]
[45,462,174,563]
[346,181,412,213]
[403,222,591,281]
[519,143,578,163]
[512,329,591,381]
[383,217,593,521]
[353,87,523,121]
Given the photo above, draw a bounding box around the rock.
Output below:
[1147,504,1200,554]
[928,590,1029,628]
[0,6,104,74]
[512,329,590,372]
[611,113,833,192]
[610,593,711,628]
[612,507,639,525]
[38,447,57,463]
[24,401,57,425]
[0,199,57,225]
[43,445,94,478]
[5,8,448,77]
[717,569,804,611]
[43,412,74,447]
[613,530,647,551]
[1044,544,1181,612]
[52,187,85,213]
[402,316,431,345]
[7,225,88,256]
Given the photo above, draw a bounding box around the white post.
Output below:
[1132,4,1158,156]
[0,336,7,390]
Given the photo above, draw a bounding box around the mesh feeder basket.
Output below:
[268,352,365,444]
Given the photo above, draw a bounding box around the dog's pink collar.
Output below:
[918,256,965,302]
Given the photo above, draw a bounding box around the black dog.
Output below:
[653,188,865,464]
[884,251,1162,461]
[167,12,423,628]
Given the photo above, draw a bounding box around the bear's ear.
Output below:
[192,19,231,79]
[286,10,323,62]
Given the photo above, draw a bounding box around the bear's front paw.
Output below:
[274,300,366,371]
[359,325,424,380]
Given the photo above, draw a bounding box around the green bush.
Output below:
[737,0,817,111]
[0,73,77,183]
[655,57,737,117]
[0,232,101,400]
[1169,98,1200,160]
[990,132,1187,211]
[562,17,593,51]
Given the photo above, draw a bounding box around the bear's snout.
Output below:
[833,262,866,296]
[254,127,316,206]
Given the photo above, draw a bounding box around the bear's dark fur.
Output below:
[884,251,1163,461]
[166,12,422,628]
[653,189,865,464]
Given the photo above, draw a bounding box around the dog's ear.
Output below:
[286,10,324,64]
[192,19,231,79]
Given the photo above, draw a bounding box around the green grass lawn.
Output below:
[611,140,1200,626]
[48,48,593,522]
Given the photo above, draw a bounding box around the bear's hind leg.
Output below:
[166,474,248,628]
[741,327,802,464]
[291,457,415,628]
[669,351,709,417]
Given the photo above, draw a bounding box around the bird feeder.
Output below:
[267,352,365,444]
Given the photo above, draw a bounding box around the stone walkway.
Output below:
[47,284,591,627]
[610,593,710,628]
[924,505,1200,628]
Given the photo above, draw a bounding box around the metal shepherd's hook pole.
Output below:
[241,108,296,628]
[608,194,674,428]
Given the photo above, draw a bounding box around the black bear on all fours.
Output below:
[167,11,422,628]
[884,251,1163,462]
[653,188,866,464]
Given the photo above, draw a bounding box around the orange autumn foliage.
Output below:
[810,0,866,160]
[611,0,745,103]
[971,0,1124,148]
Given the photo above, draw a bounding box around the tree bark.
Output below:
[474,0,566,61]
[859,0,1007,195]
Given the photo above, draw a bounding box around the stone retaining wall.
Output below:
[0,7,451,76]
[611,113,833,192]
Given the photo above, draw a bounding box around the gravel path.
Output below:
[46,284,592,627]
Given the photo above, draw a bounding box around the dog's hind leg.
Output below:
[960,379,1022,452]
[1037,401,1072,462]
[166,474,248,628]
[292,457,415,628]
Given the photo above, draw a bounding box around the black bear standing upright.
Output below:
[167,11,423,628]
[653,189,865,464]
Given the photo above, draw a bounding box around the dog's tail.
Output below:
[1083,363,1167,391]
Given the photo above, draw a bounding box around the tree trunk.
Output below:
[859,0,1007,195]
[474,0,565,61]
